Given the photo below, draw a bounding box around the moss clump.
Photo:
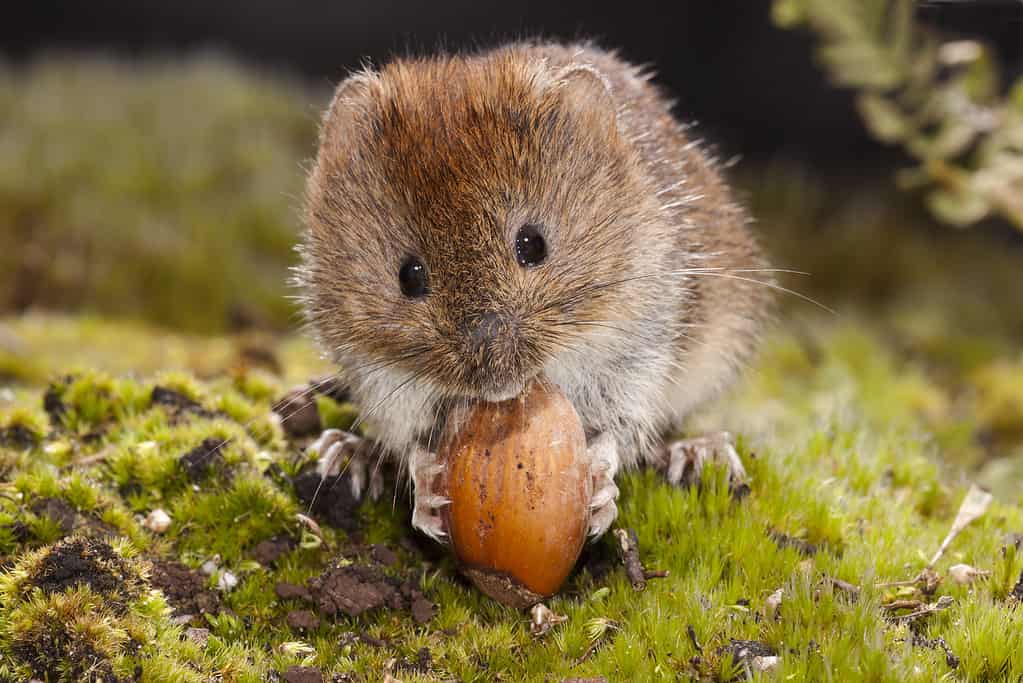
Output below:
[4,587,133,682]
[0,537,151,682]
[3,536,148,613]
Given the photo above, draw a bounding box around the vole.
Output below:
[297,41,771,542]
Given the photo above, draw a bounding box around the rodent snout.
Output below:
[458,310,529,399]
[465,311,507,355]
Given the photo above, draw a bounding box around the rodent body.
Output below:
[299,41,769,521]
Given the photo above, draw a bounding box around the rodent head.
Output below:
[300,47,669,405]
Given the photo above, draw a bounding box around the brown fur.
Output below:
[298,41,770,466]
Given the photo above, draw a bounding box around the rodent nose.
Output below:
[467,312,503,352]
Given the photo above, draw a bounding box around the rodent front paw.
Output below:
[587,432,620,539]
[663,431,749,497]
[309,428,383,501]
[410,447,450,544]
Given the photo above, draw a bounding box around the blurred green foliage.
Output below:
[773,0,1023,231]
[0,55,323,332]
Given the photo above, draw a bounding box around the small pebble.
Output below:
[752,655,780,672]
[217,570,238,592]
[183,627,210,647]
[201,556,220,575]
[143,508,172,534]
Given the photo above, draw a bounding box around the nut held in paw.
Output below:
[439,379,592,608]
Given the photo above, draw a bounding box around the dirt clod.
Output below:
[769,530,819,556]
[287,609,320,631]
[273,387,322,438]
[282,665,324,683]
[292,468,361,531]
[42,376,72,426]
[252,535,296,566]
[151,386,215,420]
[275,581,312,601]
[0,423,39,449]
[31,536,145,612]
[310,564,403,617]
[307,563,435,623]
[179,437,227,482]
[371,544,399,567]
[394,647,433,676]
[411,595,435,624]
[30,497,77,536]
[149,559,221,618]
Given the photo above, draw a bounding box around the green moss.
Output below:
[4,314,1023,680]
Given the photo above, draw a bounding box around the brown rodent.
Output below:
[297,41,771,541]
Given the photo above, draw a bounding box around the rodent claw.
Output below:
[410,447,449,543]
[589,480,619,510]
[585,432,621,539]
[664,431,747,489]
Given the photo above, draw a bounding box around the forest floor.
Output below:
[2,303,1023,682]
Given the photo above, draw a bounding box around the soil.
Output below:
[30,497,77,536]
[306,563,435,623]
[149,559,222,618]
[286,609,320,631]
[394,647,433,676]
[272,375,350,439]
[769,530,819,556]
[31,536,144,612]
[370,543,399,567]
[275,581,312,601]
[1011,569,1023,602]
[251,534,297,566]
[282,665,324,683]
[42,376,72,426]
[179,437,227,482]
[576,543,615,585]
[11,634,126,683]
[292,467,361,532]
[0,423,39,449]
[410,594,435,625]
[718,639,778,670]
[273,387,322,438]
[150,385,216,421]
[911,632,959,669]
[309,564,403,618]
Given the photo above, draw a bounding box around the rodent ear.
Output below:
[548,64,619,137]
[319,68,379,148]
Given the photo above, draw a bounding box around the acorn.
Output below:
[439,379,591,608]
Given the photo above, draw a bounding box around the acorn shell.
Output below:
[439,380,591,608]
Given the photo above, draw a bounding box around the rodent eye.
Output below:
[515,224,547,268]
[398,257,429,298]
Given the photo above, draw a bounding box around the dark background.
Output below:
[3,1,1021,170]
